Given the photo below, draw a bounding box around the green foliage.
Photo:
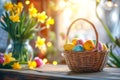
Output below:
[115,37,120,47]
[0,12,37,42]
[107,38,120,67]
[108,46,120,67]
[0,61,18,69]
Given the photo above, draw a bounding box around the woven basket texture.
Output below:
[64,51,108,72]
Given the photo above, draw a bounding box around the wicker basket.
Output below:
[63,18,108,73]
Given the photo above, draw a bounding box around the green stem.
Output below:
[95,3,116,44]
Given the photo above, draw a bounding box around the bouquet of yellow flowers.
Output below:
[0,1,54,63]
[1,2,54,41]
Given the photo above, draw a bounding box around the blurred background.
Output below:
[0,0,120,65]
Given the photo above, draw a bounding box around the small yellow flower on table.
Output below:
[28,61,37,69]
[12,62,21,70]
[3,53,15,65]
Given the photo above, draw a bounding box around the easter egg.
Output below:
[92,40,102,51]
[34,57,44,68]
[64,43,75,51]
[76,39,84,45]
[83,40,95,51]
[102,44,108,51]
[73,45,84,52]
[72,38,78,45]
[98,42,103,51]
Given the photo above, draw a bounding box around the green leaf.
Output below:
[110,51,120,64]
[109,58,120,67]
[2,61,18,69]
[108,48,120,67]
[115,37,120,47]
[107,62,114,67]
[0,21,6,30]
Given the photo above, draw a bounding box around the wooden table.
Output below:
[0,64,120,80]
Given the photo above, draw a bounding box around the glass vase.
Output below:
[5,40,33,63]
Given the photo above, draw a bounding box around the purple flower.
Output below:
[0,57,4,64]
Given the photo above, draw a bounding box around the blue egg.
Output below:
[73,45,84,52]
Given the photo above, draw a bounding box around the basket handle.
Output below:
[66,18,98,49]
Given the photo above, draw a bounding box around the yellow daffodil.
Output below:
[28,61,37,69]
[17,2,23,10]
[3,53,15,65]
[3,2,13,11]
[12,62,21,70]
[10,3,22,16]
[10,4,17,14]
[46,17,54,28]
[35,36,46,50]
[16,2,23,14]
[36,11,48,23]
[29,4,37,18]
[9,14,20,22]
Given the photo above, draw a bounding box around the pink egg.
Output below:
[97,42,103,51]
[34,57,44,68]
[76,39,84,45]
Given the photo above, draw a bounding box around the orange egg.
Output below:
[83,40,95,51]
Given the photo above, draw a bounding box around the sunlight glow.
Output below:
[25,0,30,5]
[106,1,113,8]
[43,58,48,64]
[47,42,52,47]
[52,61,58,65]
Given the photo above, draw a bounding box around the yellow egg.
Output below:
[102,44,108,51]
[72,38,78,45]
[83,40,95,51]
[64,43,75,51]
